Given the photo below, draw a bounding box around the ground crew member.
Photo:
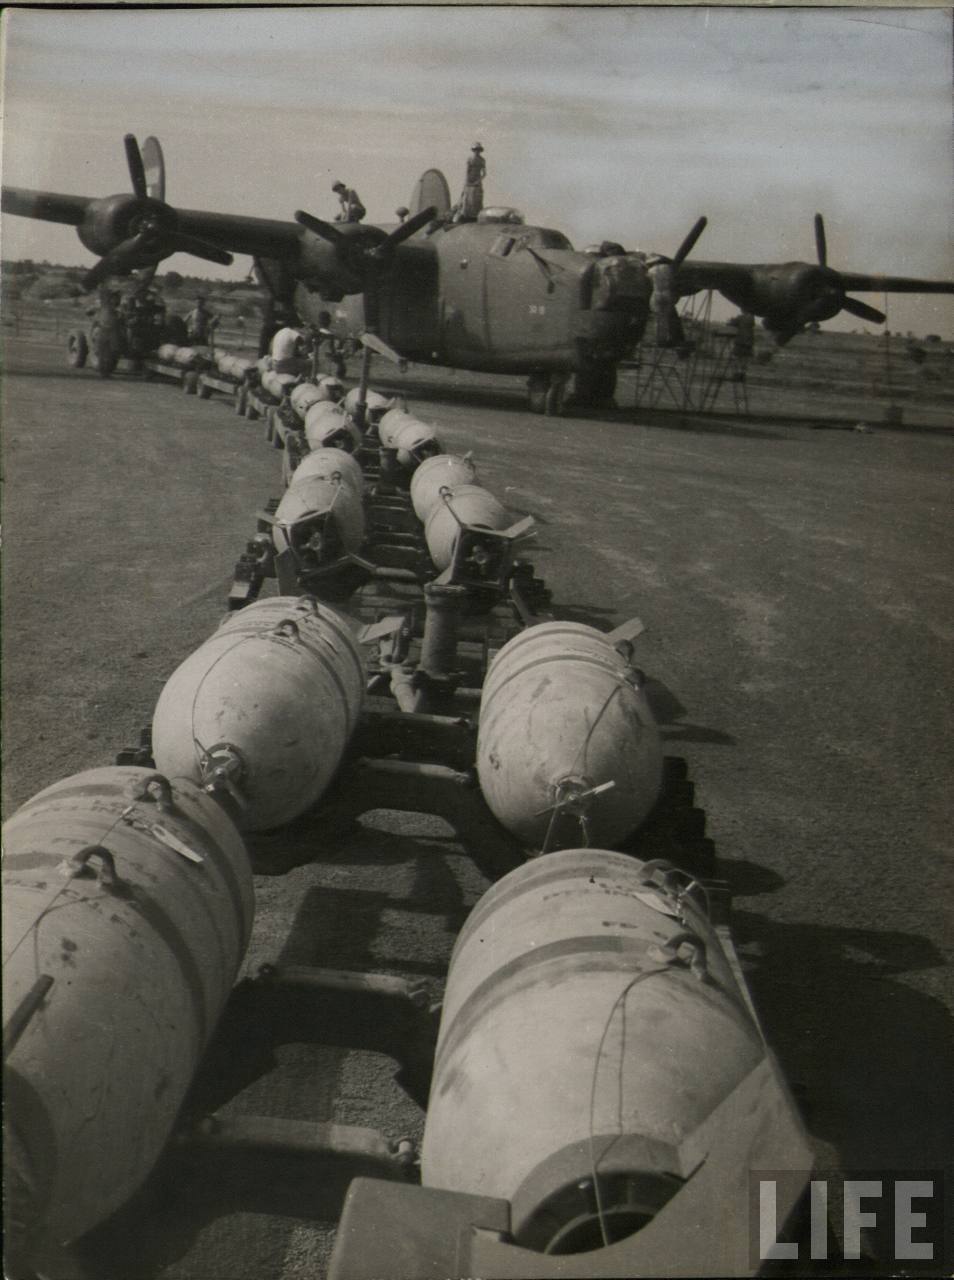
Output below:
[332,182,366,223]
[454,143,486,222]
[185,296,218,345]
[269,324,311,376]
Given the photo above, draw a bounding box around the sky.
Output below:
[2,5,952,336]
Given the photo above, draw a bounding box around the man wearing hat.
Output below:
[455,143,486,222]
[332,181,366,223]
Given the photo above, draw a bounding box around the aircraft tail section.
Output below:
[409,169,451,219]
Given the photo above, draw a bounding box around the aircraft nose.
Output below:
[592,256,652,310]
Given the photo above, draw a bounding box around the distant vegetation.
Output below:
[2,259,269,320]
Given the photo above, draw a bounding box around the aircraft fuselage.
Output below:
[288,219,651,375]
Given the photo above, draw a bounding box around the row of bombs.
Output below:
[4,608,671,1266]
[154,343,528,588]
[2,354,807,1272]
[248,376,537,597]
[6,772,796,1274]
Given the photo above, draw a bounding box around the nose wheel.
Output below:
[527,372,569,416]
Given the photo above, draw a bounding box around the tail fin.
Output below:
[409,169,451,219]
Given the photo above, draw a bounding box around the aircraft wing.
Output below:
[170,208,303,259]
[2,188,92,226]
[670,261,768,312]
[1,187,305,262]
[836,272,954,295]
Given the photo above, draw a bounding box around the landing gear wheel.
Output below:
[66,330,88,369]
[182,370,199,395]
[527,373,548,414]
[574,363,617,407]
[544,376,567,417]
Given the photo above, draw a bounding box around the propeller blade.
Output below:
[81,231,152,290]
[841,296,886,325]
[671,216,708,269]
[295,210,347,248]
[655,306,687,349]
[170,234,233,267]
[141,136,166,202]
[363,285,381,335]
[380,205,437,250]
[814,213,827,267]
[124,133,147,201]
[82,258,118,292]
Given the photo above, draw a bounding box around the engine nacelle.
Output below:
[78,193,176,258]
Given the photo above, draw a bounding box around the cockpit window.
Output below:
[529,229,574,251]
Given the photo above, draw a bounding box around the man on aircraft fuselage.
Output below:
[332,181,366,223]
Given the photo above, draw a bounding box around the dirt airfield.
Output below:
[3,332,953,1278]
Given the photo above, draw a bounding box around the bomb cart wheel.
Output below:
[182,371,199,395]
[235,384,249,416]
[66,330,89,369]
[89,323,120,378]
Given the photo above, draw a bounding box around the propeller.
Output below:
[814,212,827,268]
[766,213,886,343]
[81,134,233,291]
[811,212,885,324]
[294,204,436,330]
[649,216,708,347]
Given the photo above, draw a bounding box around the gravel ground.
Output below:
[3,336,952,1277]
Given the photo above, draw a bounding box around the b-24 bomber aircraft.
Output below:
[4,134,953,414]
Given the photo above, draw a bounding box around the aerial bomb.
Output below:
[215,352,256,381]
[423,483,511,572]
[292,376,345,421]
[157,344,208,370]
[3,766,253,1264]
[152,596,365,831]
[289,381,329,421]
[260,368,301,401]
[343,387,393,425]
[410,452,478,522]
[304,400,363,452]
[476,621,662,850]
[422,847,764,1255]
[293,445,365,494]
[270,470,365,575]
[378,408,442,469]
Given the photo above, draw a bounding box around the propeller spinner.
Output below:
[80,134,233,291]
